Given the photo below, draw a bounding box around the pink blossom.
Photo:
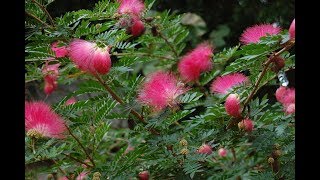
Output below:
[42,61,60,95]
[289,19,295,39]
[51,41,68,58]
[284,103,295,115]
[178,42,213,82]
[25,101,67,139]
[76,172,89,180]
[197,144,213,155]
[138,171,149,180]
[130,18,145,36]
[240,24,281,44]
[68,39,112,75]
[137,71,188,111]
[65,97,77,105]
[118,0,145,18]
[275,86,295,114]
[210,73,249,95]
[225,93,242,118]
[218,148,227,157]
[238,118,254,132]
[44,76,58,95]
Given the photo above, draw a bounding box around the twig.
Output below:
[94,75,160,135]
[113,52,174,60]
[25,11,52,28]
[65,125,96,167]
[158,32,179,57]
[231,148,237,162]
[52,159,67,176]
[31,0,55,26]
[62,153,93,168]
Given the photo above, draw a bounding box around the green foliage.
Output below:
[25,0,295,179]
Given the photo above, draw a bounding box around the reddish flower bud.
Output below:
[197,144,213,155]
[225,93,242,118]
[130,18,145,37]
[289,19,295,39]
[238,118,254,132]
[218,148,227,157]
[138,171,149,180]
[271,57,285,72]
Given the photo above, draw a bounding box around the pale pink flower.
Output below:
[275,86,295,114]
[42,61,60,95]
[210,73,249,95]
[130,18,145,36]
[76,172,89,180]
[118,0,145,18]
[137,71,188,111]
[197,144,213,155]
[238,118,254,132]
[218,148,227,157]
[284,103,295,115]
[51,41,68,58]
[68,39,112,75]
[65,97,77,105]
[240,24,281,44]
[138,171,149,180]
[289,19,295,39]
[225,93,242,118]
[178,42,213,82]
[25,101,67,139]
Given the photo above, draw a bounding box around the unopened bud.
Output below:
[180,148,189,155]
[268,157,274,164]
[179,139,188,146]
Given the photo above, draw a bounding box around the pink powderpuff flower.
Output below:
[76,172,89,180]
[51,41,68,58]
[225,93,242,118]
[284,103,295,115]
[65,97,77,105]
[130,18,145,36]
[238,118,254,132]
[68,39,112,75]
[197,144,213,155]
[289,19,295,39]
[240,24,281,44]
[137,71,188,111]
[210,73,249,95]
[25,101,67,139]
[275,86,295,105]
[178,42,213,82]
[118,0,145,18]
[218,148,227,157]
[42,61,60,95]
[138,171,149,180]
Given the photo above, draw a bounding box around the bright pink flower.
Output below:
[197,144,213,155]
[68,39,112,75]
[51,41,68,58]
[138,171,149,180]
[65,97,77,105]
[238,118,254,132]
[276,86,295,105]
[137,71,188,111]
[76,172,89,180]
[178,42,213,82]
[289,19,295,39]
[240,24,281,44]
[218,148,227,157]
[42,61,60,95]
[118,0,145,17]
[210,73,249,95]
[130,18,145,36]
[25,101,67,139]
[225,93,242,118]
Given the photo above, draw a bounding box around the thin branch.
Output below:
[94,75,160,135]
[158,32,179,57]
[231,148,237,162]
[113,52,174,60]
[31,0,55,26]
[65,125,96,167]
[52,159,67,176]
[62,153,93,168]
[25,11,52,28]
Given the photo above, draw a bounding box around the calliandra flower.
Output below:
[275,86,295,114]
[68,39,112,75]
[284,103,295,115]
[240,24,281,44]
[118,0,145,17]
[25,101,67,139]
[218,148,227,157]
[138,171,149,180]
[210,73,249,95]
[76,172,89,180]
[289,19,295,39]
[42,61,60,95]
[51,41,68,58]
[65,97,77,105]
[197,144,213,155]
[137,71,188,111]
[225,93,242,118]
[178,42,213,82]
[238,118,254,132]
[130,18,145,36]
